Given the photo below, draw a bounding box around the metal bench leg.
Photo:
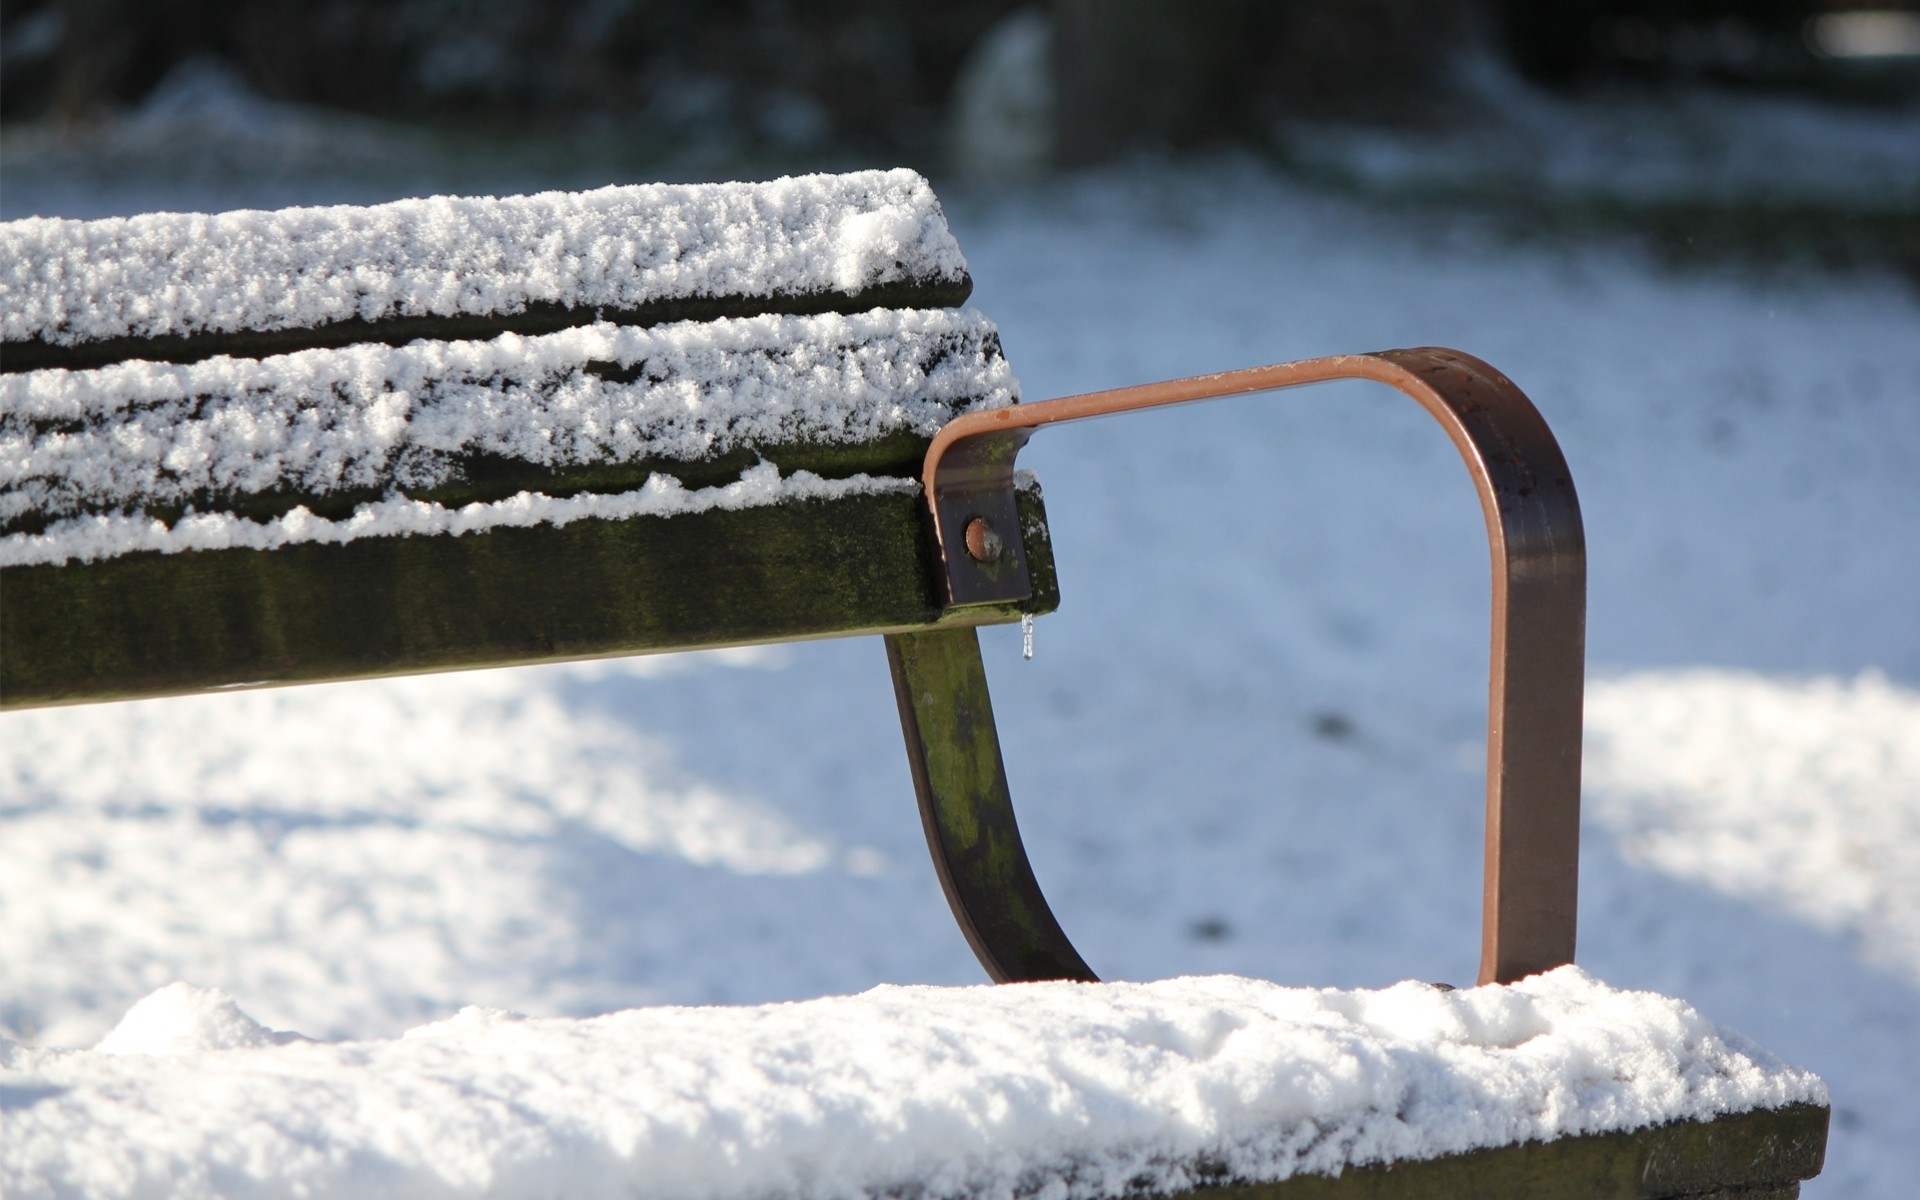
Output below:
[886,626,1098,983]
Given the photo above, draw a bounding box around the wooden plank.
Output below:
[0,486,1060,709]
[0,276,973,374]
[1,429,946,540]
[4,307,1014,538]
[1172,1103,1828,1200]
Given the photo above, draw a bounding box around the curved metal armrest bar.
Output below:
[920,347,1586,987]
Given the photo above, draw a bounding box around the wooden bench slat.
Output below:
[1,170,970,372]
[0,485,1059,708]
[2,308,1015,544]
[1179,1103,1829,1200]
[0,278,975,374]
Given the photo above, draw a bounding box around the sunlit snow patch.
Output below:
[0,657,855,1046]
[1585,668,1920,982]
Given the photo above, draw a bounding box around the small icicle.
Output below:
[1021,613,1034,661]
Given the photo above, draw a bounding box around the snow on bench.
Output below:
[0,308,1016,567]
[0,171,1053,708]
[0,968,1824,1199]
[0,169,968,368]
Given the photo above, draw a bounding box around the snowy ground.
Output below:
[4,117,1919,1196]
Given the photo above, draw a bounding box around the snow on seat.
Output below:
[0,169,972,371]
[0,968,1827,1199]
[0,308,1018,567]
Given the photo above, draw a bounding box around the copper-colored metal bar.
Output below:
[922,347,1585,986]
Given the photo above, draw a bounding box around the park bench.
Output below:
[0,170,1827,1197]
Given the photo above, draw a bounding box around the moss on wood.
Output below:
[1,486,1059,708]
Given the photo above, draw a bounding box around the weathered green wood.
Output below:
[1172,1103,1828,1200]
[886,624,1096,984]
[0,429,949,539]
[0,486,1059,709]
[0,275,972,374]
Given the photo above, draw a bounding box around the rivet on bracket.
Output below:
[964,517,1003,564]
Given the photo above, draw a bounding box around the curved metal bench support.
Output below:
[892,347,1586,987]
[886,628,1098,983]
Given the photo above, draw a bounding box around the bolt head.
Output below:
[964,517,1003,564]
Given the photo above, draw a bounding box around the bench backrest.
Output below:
[0,171,1058,708]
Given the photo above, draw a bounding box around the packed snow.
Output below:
[4,130,1918,1199]
[0,169,967,348]
[1,306,1014,564]
[93,982,306,1057]
[0,968,1822,1199]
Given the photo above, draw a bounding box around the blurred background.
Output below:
[3,3,1919,1196]
[4,0,1919,271]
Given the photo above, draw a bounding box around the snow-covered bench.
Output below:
[0,170,1049,699]
[4,971,1830,1198]
[0,171,1828,1197]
